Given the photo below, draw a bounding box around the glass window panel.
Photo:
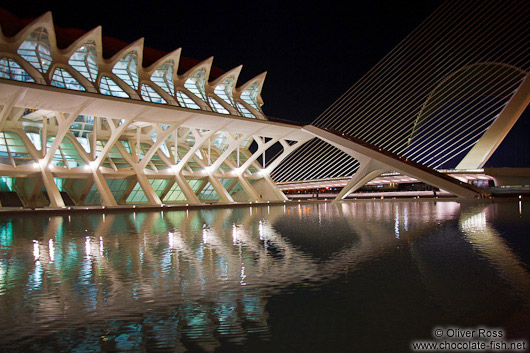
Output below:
[240,81,261,111]
[198,182,219,200]
[163,182,186,202]
[84,183,101,205]
[99,76,129,98]
[74,136,90,153]
[141,84,167,104]
[70,115,94,138]
[112,51,139,90]
[150,60,174,96]
[68,41,98,82]
[1,132,35,166]
[51,68,85,91]
[0,58,35,82]
[0,177,14,192]
[149,179,169,196]
[184,68,207,101]
[126,182,148,203]
[213,133,227,150]
[106,178,131,202]
[26,132,41,150]
[214,76,236,106]
[120,140,132,154]
[176,91,200,109]
[159,142,170,158]
[208,97,230,115]
[54,178,64,191]
[240,137,252,149]
[236,102,256,119]
[17,27,52,73]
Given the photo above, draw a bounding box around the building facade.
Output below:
[0,11,311,208]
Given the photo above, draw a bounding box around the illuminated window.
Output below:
[184,68,207,101]
[163,182,187,202]
[0,176,14,191]
[106,179,131,202]
[198,182,219,200]
[70,115,94,138]
[126,179,169,203]
[208,97,230,114]
[176,91,200,109]
[120,140,132,154]
[0,58,34,82]
[68,41,98,82]
[26,132,41,150]
[240,81,261,111]
[112,51,139,90]
[17,27,52,73]
[214,76,236,106]
[141,84,167,104]
[99,76,129,98]
[76,136,91,153]
[51,68,85,91]
[236,102,256,118]
[0,132,34,166]
[150,60,174,96]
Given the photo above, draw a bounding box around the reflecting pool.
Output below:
[1,200,529,352]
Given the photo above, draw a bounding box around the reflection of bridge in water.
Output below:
[1,2,530,210]
[1,201,529,350]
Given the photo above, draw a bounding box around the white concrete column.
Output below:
[93,118,131,168]
[134,169,161,205]
[206,174,234,203]
[334,159,388,201]
[237,174,261,201]
[174,173,200,204]
[250,173,288,201]
[40,167,64,208]
[0,88,28,131]
[239,135,280,172]
[91,168,117,206]
[137,124,179,170]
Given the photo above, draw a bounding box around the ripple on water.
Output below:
[0,201,529,351]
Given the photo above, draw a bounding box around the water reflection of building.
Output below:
[1,201,529,350]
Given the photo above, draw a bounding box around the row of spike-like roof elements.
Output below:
[0,11,266,120]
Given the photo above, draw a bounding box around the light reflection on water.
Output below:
[0,200,529,352]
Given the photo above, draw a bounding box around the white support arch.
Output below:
[334,158,389,201]
[457,73,530,169]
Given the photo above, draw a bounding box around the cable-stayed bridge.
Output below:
[272,0,530,197]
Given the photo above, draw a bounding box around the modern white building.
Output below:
[0,11,312,208]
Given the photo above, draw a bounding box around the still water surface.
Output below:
[0,201,529,352]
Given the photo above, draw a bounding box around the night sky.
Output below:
[1,0,443,124]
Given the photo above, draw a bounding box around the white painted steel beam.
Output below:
[303,125,483,199]
[457,73,530,169]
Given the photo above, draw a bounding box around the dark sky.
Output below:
[2,0,443,124]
